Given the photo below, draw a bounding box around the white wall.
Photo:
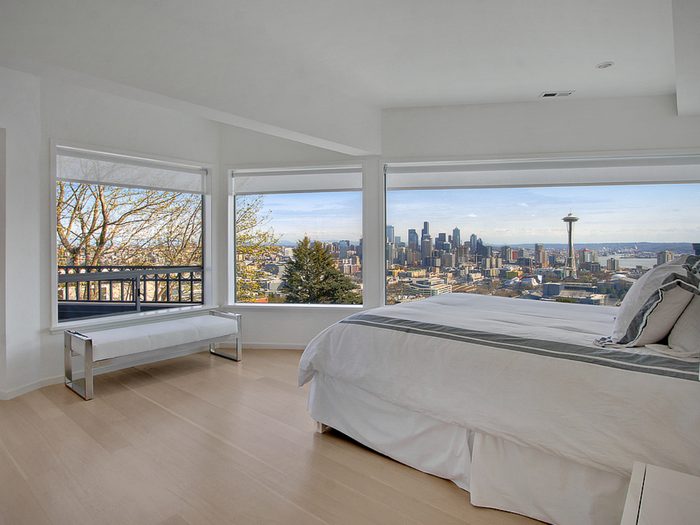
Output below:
[0,128,6,391]
[0,67,43,398]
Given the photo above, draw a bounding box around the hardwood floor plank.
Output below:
[0,443,52,525]
[0,349,542,525]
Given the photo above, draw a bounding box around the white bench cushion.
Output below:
[77,315,239,362]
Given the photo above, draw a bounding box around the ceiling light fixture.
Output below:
[596,61,614,69]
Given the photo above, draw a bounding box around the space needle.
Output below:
[563,212,579,278]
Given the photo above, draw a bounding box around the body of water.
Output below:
[608,256,657,269]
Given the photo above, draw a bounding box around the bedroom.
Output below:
[1,1,700,524]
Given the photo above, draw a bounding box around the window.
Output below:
[55,145,208,322]
[385,156,700,306]
[232,166,363,304]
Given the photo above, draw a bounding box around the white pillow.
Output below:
[667,295,700,358]
[612,254,700,345]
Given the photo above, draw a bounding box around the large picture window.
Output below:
[232,166,363,305]
[55,145,207,321]
[385,157,700,306]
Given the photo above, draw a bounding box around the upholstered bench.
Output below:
[64,310,241,400]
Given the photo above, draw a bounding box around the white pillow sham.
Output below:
[612,254,700,346]
[667,295,700,358]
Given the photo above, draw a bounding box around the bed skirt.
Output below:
[308,372,629,525]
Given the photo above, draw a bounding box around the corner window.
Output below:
[232,166,363,305]
[385,156,700,306]
[55,145,208,321]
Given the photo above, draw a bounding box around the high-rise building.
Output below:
[452,228,461,250]
[408,229,419,250]
[607,258,620,271]
[470,234,478,252]
[501,246,515,261]
[441,252,456,267]
[422,221,430,239]
[657,250,674,266]
[534,243,546,266]
[386,242,395,266]
[456,246,470,263]
[339,240,349,259]
[476,239,491,257]
[421,236,433,265]
[386,225,395,244]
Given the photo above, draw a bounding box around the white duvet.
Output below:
[299,293,700,478]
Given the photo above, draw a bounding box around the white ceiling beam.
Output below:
[672,0,700,116]
[0,57,381,157]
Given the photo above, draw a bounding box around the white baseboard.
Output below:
[242,343,308,351]
[1,344,304,400]
[0,375,64,400]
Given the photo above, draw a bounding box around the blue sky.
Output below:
[389,184,700,245]
[257,191,363,244]
[250,183,700,246]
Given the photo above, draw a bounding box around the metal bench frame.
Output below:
[64,310,241,400]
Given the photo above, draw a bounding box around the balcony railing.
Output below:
[58,265,203,320]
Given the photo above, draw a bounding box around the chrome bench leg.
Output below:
[64,331,94,400]
[209,336,241,361]
[209,312,242,361]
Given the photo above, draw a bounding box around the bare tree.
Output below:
[57,158,202,268]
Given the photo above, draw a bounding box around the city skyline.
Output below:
[245,182,700,246]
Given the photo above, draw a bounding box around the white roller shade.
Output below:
[386,155,700,191]
[57,145,207,194]
[233,166,362,195]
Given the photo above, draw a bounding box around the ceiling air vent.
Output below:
[540,91,575,98]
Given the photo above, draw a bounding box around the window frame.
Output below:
[50,140,214,330]
[228,161,367,307]
[384,151,700,305]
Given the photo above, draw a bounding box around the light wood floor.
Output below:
[0,349,541,525]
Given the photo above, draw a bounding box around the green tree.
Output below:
[235,195,281,302]
[282,237,361,304]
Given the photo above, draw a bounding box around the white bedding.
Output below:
[298,294,700,504]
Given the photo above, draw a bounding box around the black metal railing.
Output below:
[58,265,203,320]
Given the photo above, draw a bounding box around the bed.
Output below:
[298,255,700,525]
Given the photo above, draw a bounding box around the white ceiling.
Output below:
[1,0,698,151]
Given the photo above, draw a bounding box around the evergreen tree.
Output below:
[282,237,362,304]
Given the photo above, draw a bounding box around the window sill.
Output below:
[230,302,363,310]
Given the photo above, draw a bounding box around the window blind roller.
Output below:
[385,155,700,191]
[233,166,362,195]
[56,146,207,194]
